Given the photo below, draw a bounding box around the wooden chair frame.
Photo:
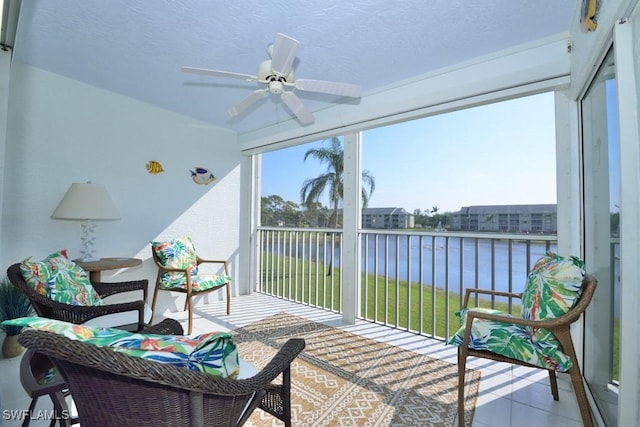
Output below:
[457,274,597,427]
[151,250,231,334]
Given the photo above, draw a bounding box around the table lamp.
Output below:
[51,182,120,261]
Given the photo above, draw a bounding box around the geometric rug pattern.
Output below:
[233,312,481,426]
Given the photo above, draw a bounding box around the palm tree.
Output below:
[300,137,375,228]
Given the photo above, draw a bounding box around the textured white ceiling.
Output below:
[13,0,579,135]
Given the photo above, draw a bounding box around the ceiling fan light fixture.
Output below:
[268,80,284,95]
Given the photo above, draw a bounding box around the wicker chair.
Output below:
[456,274,597,427]
[17,319,184,427]
[7,263,148,331]
[8,262,185,426]
[18,329,305,427]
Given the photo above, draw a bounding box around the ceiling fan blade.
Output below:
[228,89,268,117]
[280,91,314,125]
[271,33,299,76]
[181,66,257,82]
[294,79,362,98]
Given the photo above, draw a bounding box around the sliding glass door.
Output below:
[581,48,619,426]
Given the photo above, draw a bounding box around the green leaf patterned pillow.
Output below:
[151,236,198,275]
[521,252,585,322]
[20,250,104,306]
[4,317,240,378]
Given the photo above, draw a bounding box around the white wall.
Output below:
[0,63,245,317]
[0,49,11,260]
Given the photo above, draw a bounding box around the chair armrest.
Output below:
[252,338,306,384]
[462,288,522,308]
[196,258,227,264]
[464,306,575,332]
[196,257,230,275]
[93,279,149,301]
[40,299,146,330]
[155,266,190,273]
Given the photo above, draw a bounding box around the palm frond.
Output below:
[0,277,35,335]
[301,136,375,220]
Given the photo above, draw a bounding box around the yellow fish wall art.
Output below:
[146,160,164,174]
[191,167,216,185]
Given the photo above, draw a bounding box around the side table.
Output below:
[75,257,142,282]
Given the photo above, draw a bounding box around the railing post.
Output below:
[341,132,361,324]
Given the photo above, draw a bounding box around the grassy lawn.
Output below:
[261,253,521,340]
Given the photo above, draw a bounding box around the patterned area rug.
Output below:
[233,312,480,426]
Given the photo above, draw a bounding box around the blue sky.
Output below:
[261,92,557,213]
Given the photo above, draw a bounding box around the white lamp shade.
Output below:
[51,182,120,221]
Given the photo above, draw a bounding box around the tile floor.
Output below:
[0,293,588,426]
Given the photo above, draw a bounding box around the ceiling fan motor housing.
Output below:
[258,59,293,83]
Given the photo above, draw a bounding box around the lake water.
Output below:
[359,235,554,293]
[269,233,556,294]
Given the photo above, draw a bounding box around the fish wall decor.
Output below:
[191,167,216,185]
[146,160,164,174]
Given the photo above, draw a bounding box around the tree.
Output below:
[302,201,331,228]
[261,195,287,226]
[300,137,375,228]
[413,208,429,228]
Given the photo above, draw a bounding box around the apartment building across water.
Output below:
[450,204,557,233]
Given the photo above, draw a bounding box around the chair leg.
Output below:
[555,330,592,427]
[548,369,559,400]
[21,396,38,427]
[225,283,231,315]
[186,295,193,335]
[150,285,160,325]
[457,347,466,427]
[282,367,292,427]
[568,365,593,427]
[50,390,72,427]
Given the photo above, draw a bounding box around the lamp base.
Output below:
[79,220,98,261]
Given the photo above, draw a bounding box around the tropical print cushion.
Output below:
[447,253,586,372]
[151,236,198,275]
[20,249,72,296]
[521,252,585,321]
[20,250,104,306]
[5,317,240,378]
[446,307,573,371]
[159,272,231,291]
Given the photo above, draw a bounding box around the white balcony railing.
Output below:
[257,227,557,340]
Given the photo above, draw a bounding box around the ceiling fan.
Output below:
[181,33,362,125]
